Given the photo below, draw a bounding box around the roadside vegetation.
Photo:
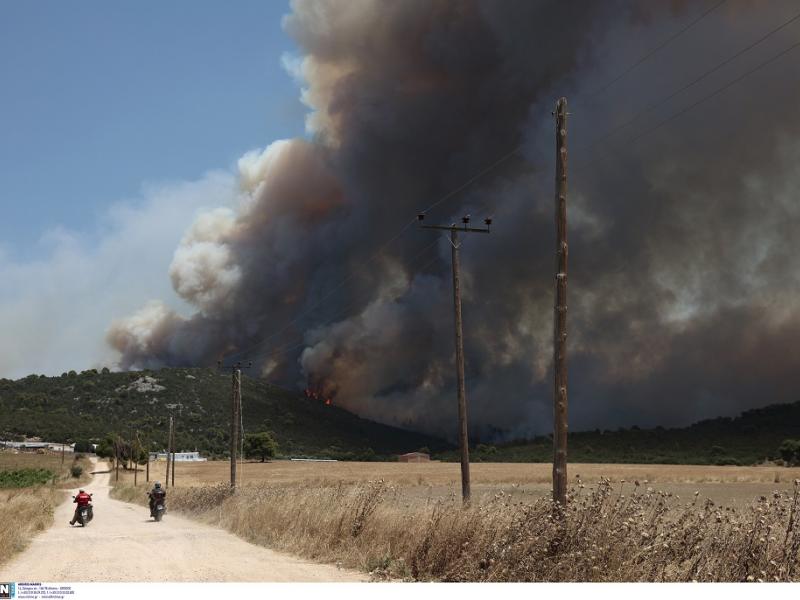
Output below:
[0,451,93,566]
[111,473,800,582]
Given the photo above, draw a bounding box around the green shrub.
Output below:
[73,440,94,453]
[778,439,800,466]
[70,465,83,478]
[0,468,54,488]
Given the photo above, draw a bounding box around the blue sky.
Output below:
[0,1,309,377]
[0,0,305,259]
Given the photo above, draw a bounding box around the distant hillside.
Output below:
[0,368,448,459]
[4,367,798,465]
[442,401,800,465]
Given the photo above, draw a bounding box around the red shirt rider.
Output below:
[70,489,92,526]
[74,491,92,506]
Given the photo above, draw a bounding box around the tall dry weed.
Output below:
[111,477,800,581]
[0,487,62,565]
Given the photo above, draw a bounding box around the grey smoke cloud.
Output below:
[109,0,800,439]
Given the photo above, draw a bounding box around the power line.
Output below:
[419,146,525,216]
[578,6,800,156]
[575,35,800,175]
[584,0,728,99]
[243,249,447,368]
[225,235,444,364]
[447,1,743,220]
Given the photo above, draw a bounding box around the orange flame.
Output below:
[305,387,333,406]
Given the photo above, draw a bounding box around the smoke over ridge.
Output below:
[108,0,800,439]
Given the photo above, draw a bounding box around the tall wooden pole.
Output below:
[450,228,471,503]
[419,216,490,503]
[133,431,138,487]
[146,444,150,484]
[171,418,176,487]
[115,438,120,482]
[230,368,240,491]
[165,416,172,486]
[552,97,569,506]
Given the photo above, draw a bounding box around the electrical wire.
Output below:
[574,35,800,176]
[243,248,447,368]
[577,6,800,157]
[224,234,444,364]
[583,0,728,99]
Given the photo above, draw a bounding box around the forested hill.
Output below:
[3,367,798,464]
[453,401,800,465]
[0,368,447,459]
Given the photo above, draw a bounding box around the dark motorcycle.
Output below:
[72,494,94,526]
[148,492,166,522]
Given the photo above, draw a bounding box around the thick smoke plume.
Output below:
[109,0,800,439]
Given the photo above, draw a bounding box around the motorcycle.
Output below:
[72,494,94,527]
[149,493,166,522]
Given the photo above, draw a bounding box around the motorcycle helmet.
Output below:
[79,489,85,493]
[154,482,162,489]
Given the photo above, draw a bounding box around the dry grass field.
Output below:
[110,459,800,581]
[116,459,800,507]
[0,451,74,473]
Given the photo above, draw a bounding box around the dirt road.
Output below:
[0,461,364,582]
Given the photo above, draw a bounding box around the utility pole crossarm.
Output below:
[418,213,492,234]
[420,224,490,234]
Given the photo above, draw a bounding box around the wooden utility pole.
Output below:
[217,361,250,491]
[171,418,176,487]
[552,97,569,507]
[450,227,471,503]
[61,442,65,465]
[418,213,491,504]
[133,431,139,487]
[115,437,120,482]
[165,416,173,487]
[231,367,241,491]
[145,438,150,484]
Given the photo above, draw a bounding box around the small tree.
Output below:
[73,440,94,454]
[243,432,278,462]
[779,439,800,466]
[95,436,115,459]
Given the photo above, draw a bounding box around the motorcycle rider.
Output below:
[148,481,166,517]
[69,488,92,525]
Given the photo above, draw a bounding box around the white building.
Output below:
[149,451,207,462]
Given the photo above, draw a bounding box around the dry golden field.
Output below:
[0,451,73,473]
[111,459,800,581]
[116,459,800,507]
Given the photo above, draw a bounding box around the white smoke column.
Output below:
[169,207,241,314]
[108,137,344,370]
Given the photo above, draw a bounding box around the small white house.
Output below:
[149,451,207,462]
